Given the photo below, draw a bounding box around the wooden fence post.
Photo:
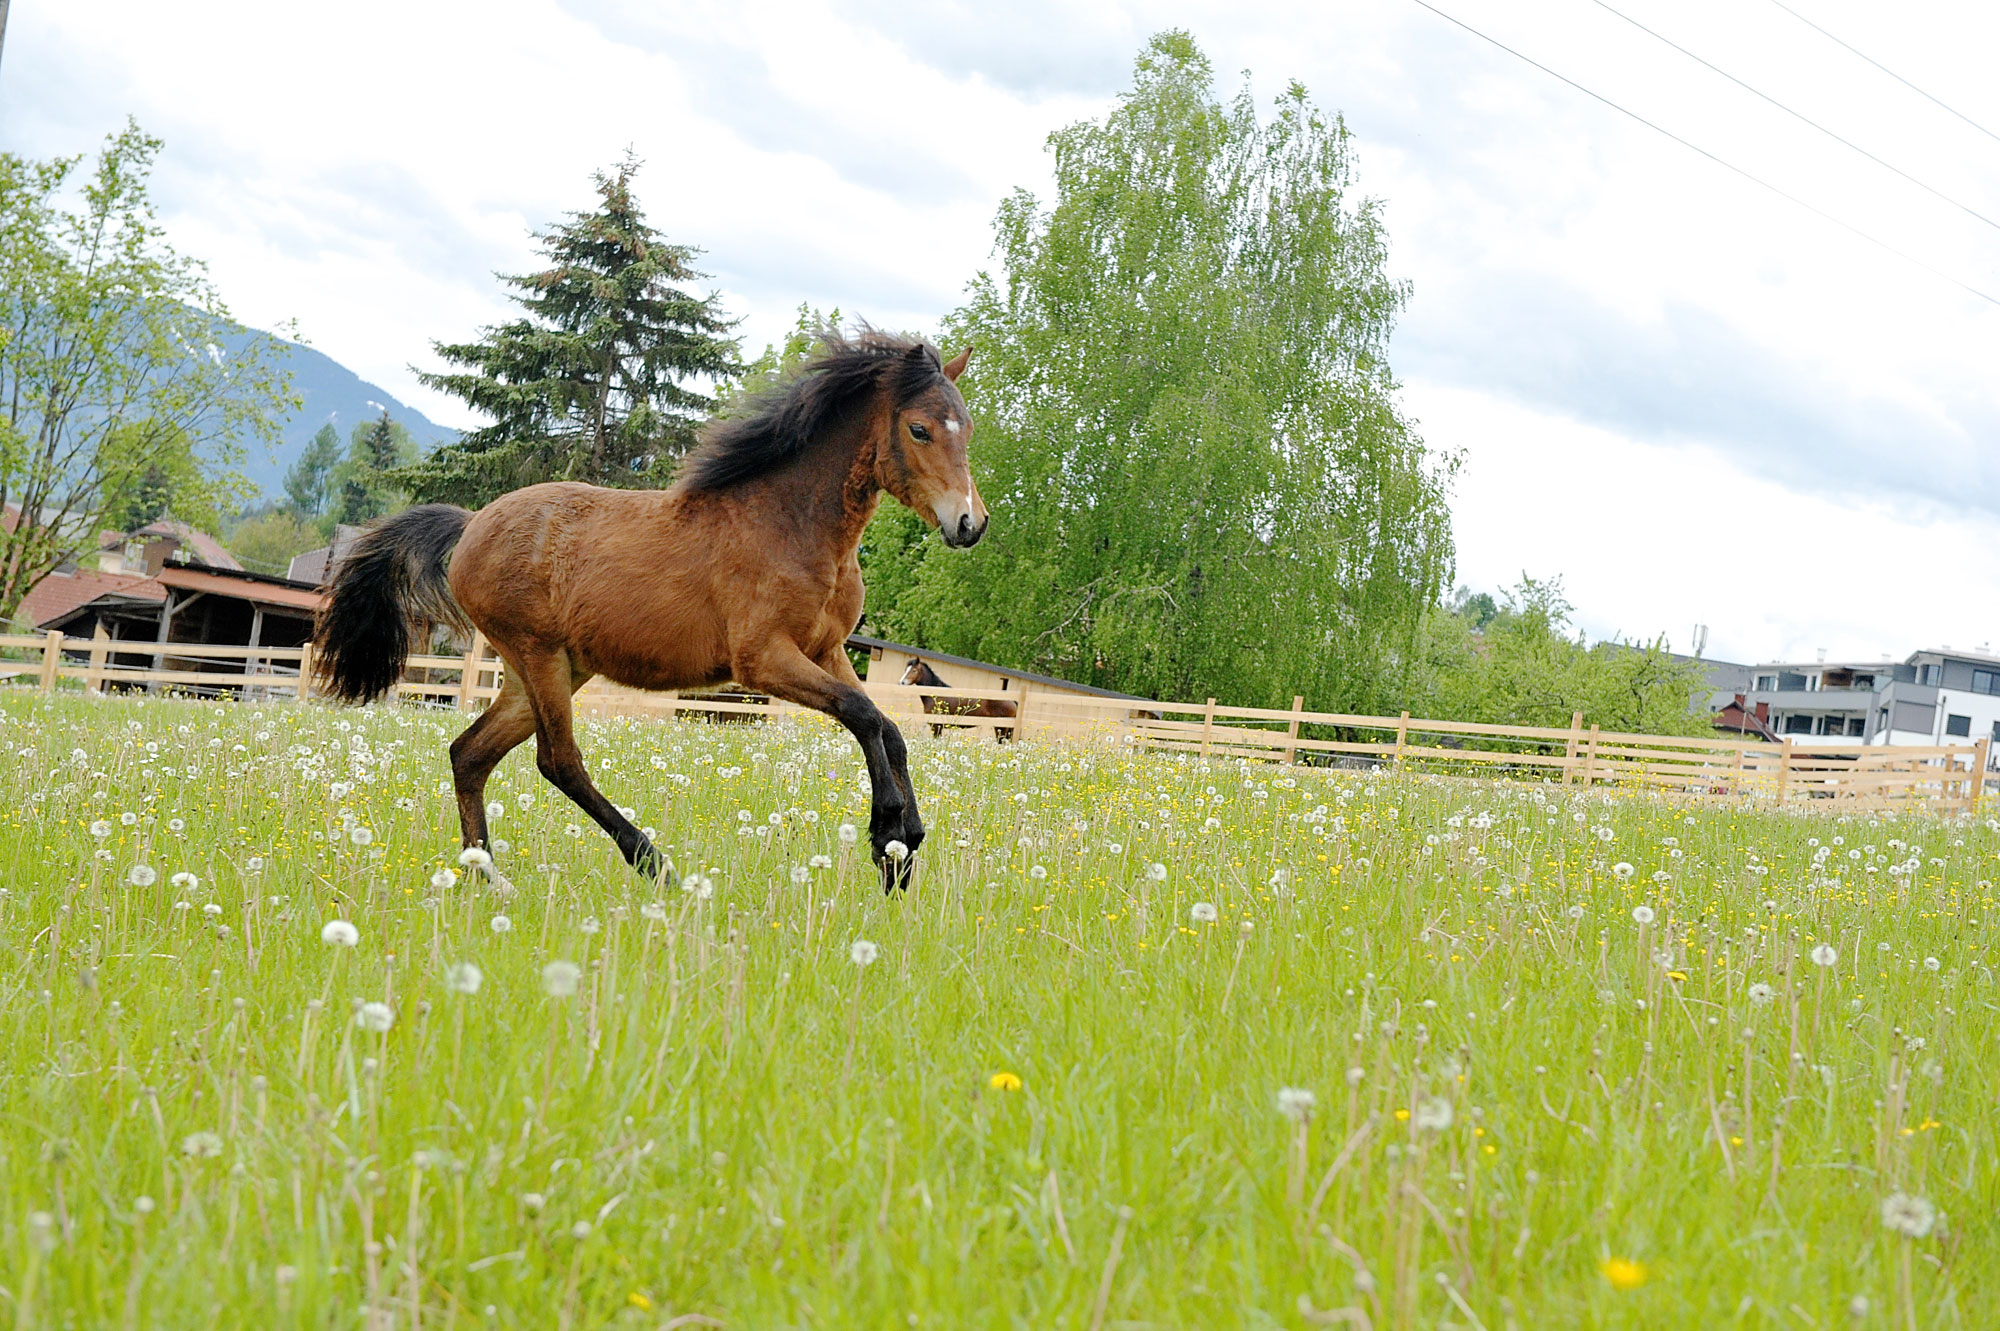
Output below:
[1776,738,1795,806]
[1562,711,1584,784]
[37,630,64,694]
[1579,724,1601,786]
[84,622,109,694]
[1393,710,1410,772]
[1282,695,1305,766]
[1199,697,1216,757]
[295,643,315,702]
[456,631,487,712]
[1729,744,1746,801]
[1971,736,1991,814]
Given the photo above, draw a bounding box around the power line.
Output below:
[1405,0,2000,310]
[1765,0,2000,147]
[1594,0,2000,234]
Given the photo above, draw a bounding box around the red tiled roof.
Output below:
[19,570,167,629]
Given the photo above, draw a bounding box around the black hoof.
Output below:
[878,853,915,895]
[632,841,676,888]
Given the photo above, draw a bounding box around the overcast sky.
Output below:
[8,1,1999,667]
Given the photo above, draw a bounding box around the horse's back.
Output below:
[451,483,731,690]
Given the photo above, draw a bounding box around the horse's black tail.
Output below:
[312,504,473,704]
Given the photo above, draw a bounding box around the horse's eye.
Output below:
[908,423,931,443]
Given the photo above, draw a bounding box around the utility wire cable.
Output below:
[1406,0,2000,309]
[1765,0,2000,147]
[1593,0,2000,234]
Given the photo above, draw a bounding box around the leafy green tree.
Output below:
[1420,577,1713,736]
[402,157,740,506]
[865,34,1455,709]
[224,505,323,576]
[284,423,342,521]
[334,412,415,526]
[0,121,293,623]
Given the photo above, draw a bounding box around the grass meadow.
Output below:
[0,690,1991,1328]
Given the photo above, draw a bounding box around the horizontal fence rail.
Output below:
[4,629,1992,813]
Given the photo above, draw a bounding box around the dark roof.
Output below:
[845,633,1146,700]
[287,524,363,585]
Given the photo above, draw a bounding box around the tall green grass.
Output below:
[0,692,1989,1327]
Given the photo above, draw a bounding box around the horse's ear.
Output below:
[943,345,972,381]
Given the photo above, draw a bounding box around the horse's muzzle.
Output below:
[941,512,988,548]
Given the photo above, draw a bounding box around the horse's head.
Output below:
[901,657,943,688]
[878,344,987,549]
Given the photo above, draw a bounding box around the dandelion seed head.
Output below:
[1811,943,1838,967]
[850,938,879,967]
[445,962,482,995]
[127,865,157,887]
[321,919,359,947]
[1630,905,1655,925]
[457,847,492,869]
[1880,1192,1936,1239]
[489,914,513,934]
[1275,1086,1316,1121]
[355,1001,394,1032]
[1190,902,1218,924]
[541,961,582,998]
[1413,1096,1454,1132]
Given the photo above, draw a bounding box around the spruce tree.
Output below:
[334,412,413,526]
[284,423,342,519]
[401,158,739,506]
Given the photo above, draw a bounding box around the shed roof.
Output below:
[156,564,324,612]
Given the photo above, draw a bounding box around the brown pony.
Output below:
[899,657,1016,742]
[312,330,985,892]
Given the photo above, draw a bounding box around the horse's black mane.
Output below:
[680,328,946,491]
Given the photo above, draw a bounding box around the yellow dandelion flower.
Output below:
[989,1071,1022,1092]
[628,1293,653,1310]
[1599,1258,1647,1290]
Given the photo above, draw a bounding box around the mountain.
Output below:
[219,327,461,499]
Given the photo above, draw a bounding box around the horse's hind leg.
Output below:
[449,669,537,851]
[514,646,670,881]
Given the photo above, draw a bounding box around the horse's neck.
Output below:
[793,410,884,561]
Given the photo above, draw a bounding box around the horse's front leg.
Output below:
[739,642,923,892]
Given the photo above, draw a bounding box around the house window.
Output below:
[1946,714,1972,737]
[1783,715,1813,734]
[1920,664,1942,686]
[1975,669,2000,696]
[1847,717,1866,737]
[1991,720,2000,742]
[1754,675,1778,691]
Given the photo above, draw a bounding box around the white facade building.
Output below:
[1742,648,2000,762]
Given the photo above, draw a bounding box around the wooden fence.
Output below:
[3,628,1991,813]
